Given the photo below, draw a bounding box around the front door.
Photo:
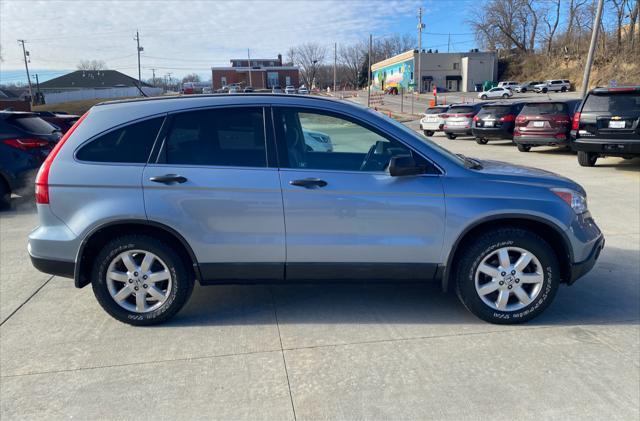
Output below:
[272,107,445,280]
[143,106,285,282]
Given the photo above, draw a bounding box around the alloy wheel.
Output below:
[474,246,543,312]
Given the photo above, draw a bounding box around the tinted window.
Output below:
[77,117,163,163]
[8,115,56,134]
[449,106,475,114]
[275,108,428,172]
[521,102,568,115]
[425,107,447,114]
[166,107,266,167]
[582,93,640,113]
[480,106,512,115]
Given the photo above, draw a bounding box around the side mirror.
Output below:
[389,155,423,177]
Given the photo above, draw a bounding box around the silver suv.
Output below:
[28,95,604,325]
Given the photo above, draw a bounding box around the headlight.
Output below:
[552,188,588,214]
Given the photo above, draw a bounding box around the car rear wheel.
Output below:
[455,228,559,324]
[446,133,457,140]
[517,144,531,152]
[502,93,509,99]
[561,87,567,92]
[542,88,548,93]
[91,235,194,326]
[481,94,488,100]
[476,138,488,145]
[423,130,435,137]
[577,151,598,167]
[521,88,527,93]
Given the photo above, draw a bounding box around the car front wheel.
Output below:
[502,93,509,98]
[577,151,598,167]
[481,94,488,100]
[455,228,559,324]
[517,144,531,152]
[424,130,435,137]
[91,235,194,325]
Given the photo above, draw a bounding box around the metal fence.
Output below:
[42,87,163,104]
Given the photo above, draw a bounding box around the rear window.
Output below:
[449,106,475,114]
[165,107,266,167]
[480,106,512,114]
[521,102,568,115]
[425,107,447,114]
[76,117,163,163]
[582,93,640,113]
[8,115,56,134]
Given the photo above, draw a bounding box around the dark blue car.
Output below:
[0,111,61,208]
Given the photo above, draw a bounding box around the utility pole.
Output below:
[33,74,40,104]
[333,42,337,96]
[134,30,143,94]
[18,39,33,105]
[151,68,156,86]
[581,0,604,98]
[417,7,424,94]
[447,33,451,53]
[247,49,252,87]
[367,34,372,107]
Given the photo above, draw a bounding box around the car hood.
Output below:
[476,159,584,194]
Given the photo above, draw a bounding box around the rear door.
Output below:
[273,107,445,280]
[142,106,286,282]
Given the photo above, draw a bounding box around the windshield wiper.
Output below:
[457,154,483,169]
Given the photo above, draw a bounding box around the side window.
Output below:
[165,107,266,167]
[274,108,420,172]
[76,117,163,163]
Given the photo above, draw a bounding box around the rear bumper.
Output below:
[444,126,472,135]
[421,121,444,131]
[514,135,569,146]
[569,235,605,285]
[571,138,640,155]
[472,127,512,139]
[30,255,75,279]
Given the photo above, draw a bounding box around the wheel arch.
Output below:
[441,215,573,292]
[75,219,201,288]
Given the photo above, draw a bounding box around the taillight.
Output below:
[571,112,581,130]
[3,138,50,151]
[499,114,515,122]
[472,115,479,122]
[464,113,475,118]
[35,112,88,204]
[515,115,527,124]
[440,114,449,119]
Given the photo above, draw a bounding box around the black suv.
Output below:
[571,86,640,167]
[471,102,524,145]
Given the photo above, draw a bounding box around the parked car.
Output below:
[472,102,525,144]
[202,87,213,94]
[513,101,578,152]
[478,87,513,100]
[515,81,543,93]
[443,103,483,139]
[243,86,254,93]
[28,94,604,326]
[302,129,333,152]
[497,81,520,90]
[571,86,640,166]
[284,85,296,94]
[215,86,229,93]
[385,86,399,95]
[420,105,449,136]
[534,80,571,93]
[227,85,240,94]
[271,85,283,94]
[297,87,309,95]
[0,111,62,208]
[34,111,80,134]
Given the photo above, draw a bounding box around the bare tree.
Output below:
[181,73,201,83]
[339,43,366,89]
[469,0,533,52]
[628,0,639,50]
[543,0,562,55]
[76,60,107,70]
[611,0,630,52]
[291,43,327,88]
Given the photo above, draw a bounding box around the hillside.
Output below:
[501,54,640,89]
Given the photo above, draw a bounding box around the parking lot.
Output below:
[1,110,639,419]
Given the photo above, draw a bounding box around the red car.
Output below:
[513,100,580,152]
[34,112,80,134]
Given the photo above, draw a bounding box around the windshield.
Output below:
[583,92,640,113]
[521,102,568,115]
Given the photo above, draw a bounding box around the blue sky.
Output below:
[0,0,478,84]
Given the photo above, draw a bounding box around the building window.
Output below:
[285,76,291,86]
[221,76,227,86]
[267,72,279,88]
[453,63,459,70]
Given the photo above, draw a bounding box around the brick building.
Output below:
[211,54,299,90]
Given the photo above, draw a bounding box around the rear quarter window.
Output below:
[76,117,164,163]
[582,93,640,113]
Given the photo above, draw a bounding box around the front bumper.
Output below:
[569,235,605,285]
[571,138,640,155]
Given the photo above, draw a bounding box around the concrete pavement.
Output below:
[1,121,638,420]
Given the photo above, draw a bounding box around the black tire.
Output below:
[517,144,531,152]
[561,86,567,92]
[446,133,457,140]
[502,93,509,99]
[520,88,527,93]
[481,94,488,100]
[91,235,194,326]
[577,150,598,167]
[0,179,10,210]
[476,137,488,145]
[455,228,560,324]
[542,87,548,93]
[423,130,435,137]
